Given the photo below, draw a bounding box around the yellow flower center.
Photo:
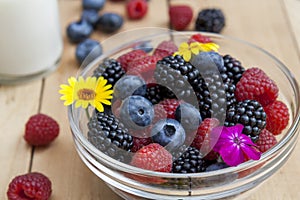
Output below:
[77,89,96,100]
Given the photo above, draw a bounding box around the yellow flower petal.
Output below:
[183,51,191,62]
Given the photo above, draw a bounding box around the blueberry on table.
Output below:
[151,119,186,150]
[96,13,123,33]
[120,95,154,130]
[66,20,93,43]
[81,9,100,28]
[82,0,106,11]
[75,39,102,65]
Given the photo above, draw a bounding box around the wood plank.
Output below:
[30,1,169,200]
[0,81,42,199]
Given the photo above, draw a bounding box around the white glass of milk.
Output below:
[0,0,63,84]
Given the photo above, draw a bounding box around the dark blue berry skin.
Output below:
[134,41,153,53]
[205,162,229,172]
[76,39,102,64]
[96,13,123,33]
[120,96,154,129]
[151,119,186,150]
[83,0,106,11]
[66,20,93,43]
[190,51,224,73]
[81,9,100,28]
[175,102,202,133]
[113,75,146,100]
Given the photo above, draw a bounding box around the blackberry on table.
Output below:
[220,55,245,85]
[88,112,133,162]
[172,147,207,173]
[154,55,201,104]
[93,58,125,86]
[225,100,267,142]
[195,8,225,33]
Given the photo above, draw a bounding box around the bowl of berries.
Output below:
[64,29,300,199]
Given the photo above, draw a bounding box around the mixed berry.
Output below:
[86,33,289,175]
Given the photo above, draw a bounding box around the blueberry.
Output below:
[83,0,106,11]
[133,41,153,53]
[76,39,102,65]
[175,102,202,132]
[81,9,100,28]
[66,20,93,43]
[205,162,229,172]
[120,96,154,129]
[113,75,146,100]
[190,51,224,72]
[151,119,186,150]
[96,13,123,33]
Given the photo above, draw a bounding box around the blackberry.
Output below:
[225,100,267,142]
[172,147,207,173]
[195,9,225,33]
[196,73,234,120]
[154,55,201,104]
[143,85,164,104]
[93,58,125,86]
[220,55,245,85]
[88,112,133,162]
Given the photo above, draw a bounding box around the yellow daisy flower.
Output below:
[59,76,113,112]
[174,41,220,62]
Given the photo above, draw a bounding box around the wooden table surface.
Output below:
[1,0,300,199]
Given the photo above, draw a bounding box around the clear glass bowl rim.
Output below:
[68,31,300,179]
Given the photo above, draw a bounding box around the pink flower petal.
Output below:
[241,144,261,161]
[219,143,245,166]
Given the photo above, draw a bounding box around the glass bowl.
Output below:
[68,29,300,200]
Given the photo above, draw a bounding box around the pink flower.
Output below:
[211,124,261,166]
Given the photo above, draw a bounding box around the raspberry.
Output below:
[264,100,289,135]
[187,33,212,44]
[24,114,59,146]
[153,40,178,59]
[169,5,193,31]
[126,0,148,19]
[191,118,220,158]
[256,129,277,153]
[155,99,181,120]
[7,172,52,200]
[235,68,279,106]
[130,143,172,172]
[126,55,160,83]
[131,136,153,152]
[117,49,147,71]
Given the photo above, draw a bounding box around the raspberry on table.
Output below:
[130,143,173,172]
[256,129,277,153]
[264,100,289,135]
[130,136,153,153]
[187,33,212,44]
[191,118,220,153]
[117,49,147,71]
[7,172,52,200]
[126,55,160,83]
[153,40,178,59]
[169,5,193,31]
[235,67,279,106]
[24,113,59,146]
[155,99,181,120]
[126,0,148,19]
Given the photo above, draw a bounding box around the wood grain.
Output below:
[0,81,42,199]
[1,0,300,199]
